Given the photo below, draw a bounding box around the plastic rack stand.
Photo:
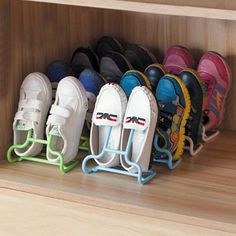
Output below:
[7,129,89,173]
[152,134,182,169]
[82,126,156,185]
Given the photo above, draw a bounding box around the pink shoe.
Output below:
[197,51,231,131]
[163,46,194,75]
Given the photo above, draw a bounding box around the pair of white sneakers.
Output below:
[90,84,158,173]
[13,72,88,163]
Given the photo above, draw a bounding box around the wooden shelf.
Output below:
[1,130,236,234]
[25,0,236,21]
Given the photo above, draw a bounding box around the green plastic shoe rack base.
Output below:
[7,129,89,173]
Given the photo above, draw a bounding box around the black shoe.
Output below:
[124,44,157,72]
[179,68,204,146]
[100,51,132,83]
[144,63,166,91]
[71,47,99,77]
[95,36,124,59]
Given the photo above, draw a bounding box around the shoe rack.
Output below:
[0,0,236,234]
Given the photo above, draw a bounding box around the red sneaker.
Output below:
[163,46,194,75]
[197,51,231,131]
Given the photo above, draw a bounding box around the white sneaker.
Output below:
[90,84,127,167]
[120,86,158,173]
[13,72,52,156]
[46,76,88,164]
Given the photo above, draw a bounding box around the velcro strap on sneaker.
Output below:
[14,111,41,123]
[19,99,43,111]
[123,115,149,131]
[93,112,121,127]
[47,114,67,126]
[50,105,71,118]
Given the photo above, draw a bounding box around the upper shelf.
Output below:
[25,0,236,21]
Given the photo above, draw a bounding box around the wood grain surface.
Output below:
[25,0,236,21]
[1,131,236,234]
[1,188,234,236]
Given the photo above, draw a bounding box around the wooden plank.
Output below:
[0,1,14,160]
[1,131,236,233]
[25,0,236,21]
[1,188,234,236]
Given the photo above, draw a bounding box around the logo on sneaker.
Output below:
[125,116,146,126]
[96,112,118,122]
[16,120,32,131]
[49,126,61,137]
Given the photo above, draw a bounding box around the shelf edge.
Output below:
[24,0,236,21]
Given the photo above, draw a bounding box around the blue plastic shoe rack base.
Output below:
[152,134,182,170]
[82,127,156,185]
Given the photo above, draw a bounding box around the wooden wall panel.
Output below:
[1,0,236,158]
[0,0,11,158]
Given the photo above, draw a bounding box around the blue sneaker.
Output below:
[79,69,106,96]
[155,75,191,161]
[119,70,152,97]
[79,69,106,126]
[46,60,73,83]
[46,60,73,100]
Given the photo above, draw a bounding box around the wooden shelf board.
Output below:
[1,130,236,233]
[24,0,236,21]
[1,188,233,236]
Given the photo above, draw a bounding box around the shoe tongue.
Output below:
[49,125,62,137]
